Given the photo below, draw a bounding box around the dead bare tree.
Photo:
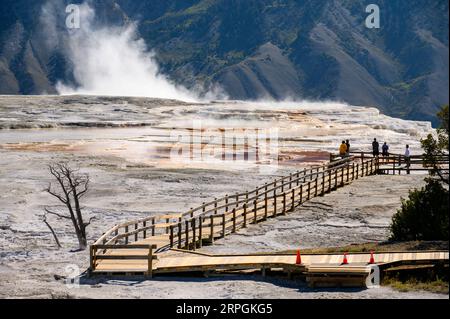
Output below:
[39,212,62,248]
[45,162,94,250]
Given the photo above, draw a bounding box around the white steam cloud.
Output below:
[44,1,221,102]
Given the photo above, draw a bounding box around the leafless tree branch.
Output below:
[44,207,71,220]
[40,213,61,248]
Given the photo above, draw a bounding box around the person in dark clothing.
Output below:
[372,138,379,157]
[345,139,350,156]
[382,142,389,157]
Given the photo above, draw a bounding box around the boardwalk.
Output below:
[89,153,449,284]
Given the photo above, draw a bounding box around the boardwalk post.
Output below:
[89,246,95,271]
[307,181,311,200]
[356,163,359,179]
[152,218,155,236]
[210,215,214,243]
[303,168,307,183]
[178,222,182,248]
[334,169,338,189]
[352,163,355,180]
[235,193,239,207]
[232,209,236,233]
[296,171,300,186]
[222,214,226,237]
[362,160,365,176]
[264,192,268,220]
[340,167,344,186]
[170,225,174,248]
[315,177,318,196]
[289,173,292,188]
[328,170,332,192]
[125,226,129,244]
[143,221,147,239]
[300,184,303,203]
[135,223,138,242]
[192,219,196,250]
[243,203,247,228]
[393,156,395,175]
[321,171,325,195]
[185,220,189,249]
[214,198,218,215]
[291,188,295,211]
[225,194,228,212]
[273,193,277,216]
[253,200,258,223]
[147,246,153,278]
[202,202,206,213]
[346,164,350,182]
[198,217,203,248]
[282,192,286,214]
[164,218,169,234]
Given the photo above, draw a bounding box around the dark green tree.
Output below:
[421,105,449,185]
[390,179,448,241]
[390,105,449,241]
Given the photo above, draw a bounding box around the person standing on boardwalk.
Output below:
[404,144,411,174]
[339,140,347,158]
[382,142,389,157]
[372,138,379,157]
[345,139,350,156]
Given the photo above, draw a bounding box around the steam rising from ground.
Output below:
[47,2,203,101]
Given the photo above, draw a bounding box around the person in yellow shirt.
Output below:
[339,140,347,158]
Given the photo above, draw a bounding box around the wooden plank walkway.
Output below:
[89,153,449,280]
[92,250,449,276]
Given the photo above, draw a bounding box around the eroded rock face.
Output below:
[1,1,448,124]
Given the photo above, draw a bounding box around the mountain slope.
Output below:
[0,0,448,125]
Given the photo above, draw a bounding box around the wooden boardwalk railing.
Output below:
[166,156,378,251]
[332,151,449,175]
[90,244,157,277]
[90,155,381,272]
[89,153,448,275]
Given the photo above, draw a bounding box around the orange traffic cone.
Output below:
[369,251,375,264]
[296,250,302,265]
[342,252,348,265]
